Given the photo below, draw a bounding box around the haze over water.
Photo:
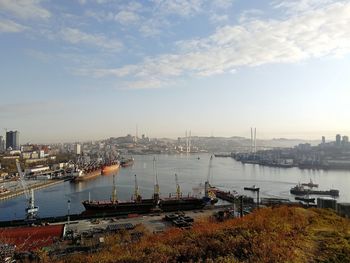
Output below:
[1,154,349,221]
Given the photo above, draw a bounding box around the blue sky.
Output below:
[1,0,350,143]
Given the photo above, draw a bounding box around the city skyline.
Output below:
[1,0,350,142]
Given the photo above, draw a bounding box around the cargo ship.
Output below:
[82,174,156,214]
[120,157,134,167]
[158,174,206,212]
[102,160,120,175]
[73,165,101,182]
[159,196,206,212]
[290,184,339,197]
[82,160,209,215]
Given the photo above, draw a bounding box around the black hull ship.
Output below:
[82,198,155,214]
[159,197,206,212]
[290,183,339,197]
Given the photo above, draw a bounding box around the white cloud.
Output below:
[80,1,350,89]
[212,0,234,9]
[114,10,140,25]
[0,0,51,19]
[210,13,229,24]
[273,0,338,13]
[60,27,123,51]
[0,19,27,32]
[119,78,165,90]
[153,0,203,17]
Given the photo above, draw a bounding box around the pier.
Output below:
[0,179,66,201]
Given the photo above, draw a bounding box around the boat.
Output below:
[290,184,339,196]
[73,165,101,182]
[0,186,10,195]
[158,173,206,212]
[82,174,156,214]
[120,157,134,167]
[301,179,318,188]
[159,196,206,212]
[102,160,120,175]
[295,197,315,203]
[244,185,260,191]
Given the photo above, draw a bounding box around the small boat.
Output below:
[120,157,134,167]
[244,185,260,191]
[301,179,318,188]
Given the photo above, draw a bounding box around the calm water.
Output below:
[1,153,350,221]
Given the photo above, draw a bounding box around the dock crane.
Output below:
[152,156,160,204]
[204,155,218,204]
[175,173,181,199]
[15,160,39,220]
[134,174,141,202]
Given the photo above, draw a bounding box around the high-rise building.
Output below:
[322,136,326,144]
[74,143,81,155]
[342,136,349,144]
[6,131,19,150]
[0,136,5,152]
[336,134,341,145]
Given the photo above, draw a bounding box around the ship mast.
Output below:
[153,157,160,201]
[175,173,181,199]
[205,155,213,198]
[134,174,141,201]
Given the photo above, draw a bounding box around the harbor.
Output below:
[0,154,349,222]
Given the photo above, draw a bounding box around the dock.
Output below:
[0,179,66,201]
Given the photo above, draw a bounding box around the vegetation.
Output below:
[48,206,350,263]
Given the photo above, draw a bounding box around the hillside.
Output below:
[50,206,350,263]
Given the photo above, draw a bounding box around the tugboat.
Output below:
[301,179,318,188]
[244,185,260,191]
[120,157,134,167]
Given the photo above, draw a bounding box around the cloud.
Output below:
[210,13,229,24]
[0,0,51,19]
[79,1,350,89]
[114,10,140,25]
[212,0,234,9]
[0,19,27,33]
[60,27,123,51]
[152,0,203,17]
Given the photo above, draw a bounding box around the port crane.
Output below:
[134,174,141,201]
[175,173,181,199]
[15,160,39,220]
[152,157,160,201]
[204,155,217,203]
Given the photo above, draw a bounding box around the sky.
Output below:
[1,0,350,143]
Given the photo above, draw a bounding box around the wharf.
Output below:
[0,204,234,228]
[0,179,66,201]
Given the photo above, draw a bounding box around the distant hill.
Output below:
[57,206,350,263]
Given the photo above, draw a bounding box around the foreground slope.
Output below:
[53,206,350,263]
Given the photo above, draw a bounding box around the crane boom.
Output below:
[153,157,160,201]
[15,160,39,220]
[175,173,181,199]
[16,160,30,199]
